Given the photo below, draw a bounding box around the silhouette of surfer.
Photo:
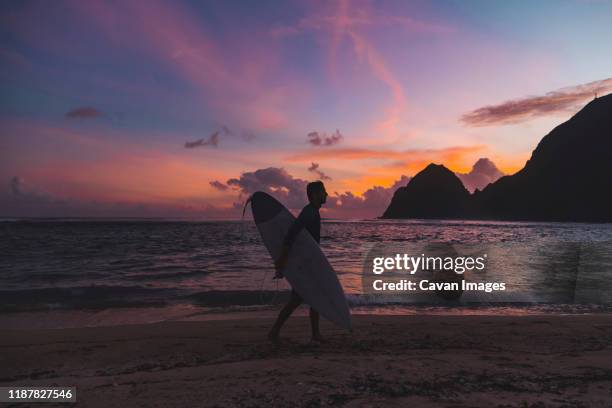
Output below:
[268,181,328,344]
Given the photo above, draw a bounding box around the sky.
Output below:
[1,0,612,219]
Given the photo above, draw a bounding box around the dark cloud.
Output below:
[461,78,612,126]
[455,158,504,193]
[307,130,343,146]
[226,166,410,216]
[327,175,410,217]
[209,180,229,191]
[307,162,331,180]
[9,176,54,203]
[65,106,103,119]
[227,167,309,210]
[184,131,219,148]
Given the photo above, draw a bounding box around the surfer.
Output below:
[268,181,328,344]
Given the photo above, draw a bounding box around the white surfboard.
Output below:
[250,191,351,330]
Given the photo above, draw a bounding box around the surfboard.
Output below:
[250,191,351,330]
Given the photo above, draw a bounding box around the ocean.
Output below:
[2,219,612,328]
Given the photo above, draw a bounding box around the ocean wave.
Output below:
[122,269,210,281]
[0,286,176,312]
[3,285,612,315]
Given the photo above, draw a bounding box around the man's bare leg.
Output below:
[268,293,302,342]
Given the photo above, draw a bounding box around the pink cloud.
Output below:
[455,158,504,193]
[271,0,454,137]
[461,78,612,126]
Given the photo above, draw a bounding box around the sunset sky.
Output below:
[2,0,612,219]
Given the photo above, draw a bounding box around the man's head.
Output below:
[306,181,328,208]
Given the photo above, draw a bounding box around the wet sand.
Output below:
[2,314,612,407]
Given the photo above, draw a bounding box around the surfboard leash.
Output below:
[240,195,252,242]
[258,267,279,306]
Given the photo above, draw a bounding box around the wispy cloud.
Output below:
[271,8,452,38]
[65,106,103,119]
[289,145,484,162]
[307,162,331,180]
[184,125,256,149]
[184,131,219,149]
[461,78,612,126]
[67,1,295,132]
[209,180,229,191]
[307,130,343,146]
[272,0,424,136]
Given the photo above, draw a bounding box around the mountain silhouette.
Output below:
[382,164,471,219]
[382,94,612,222]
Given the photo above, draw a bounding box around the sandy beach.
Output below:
[2,314,612,407]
